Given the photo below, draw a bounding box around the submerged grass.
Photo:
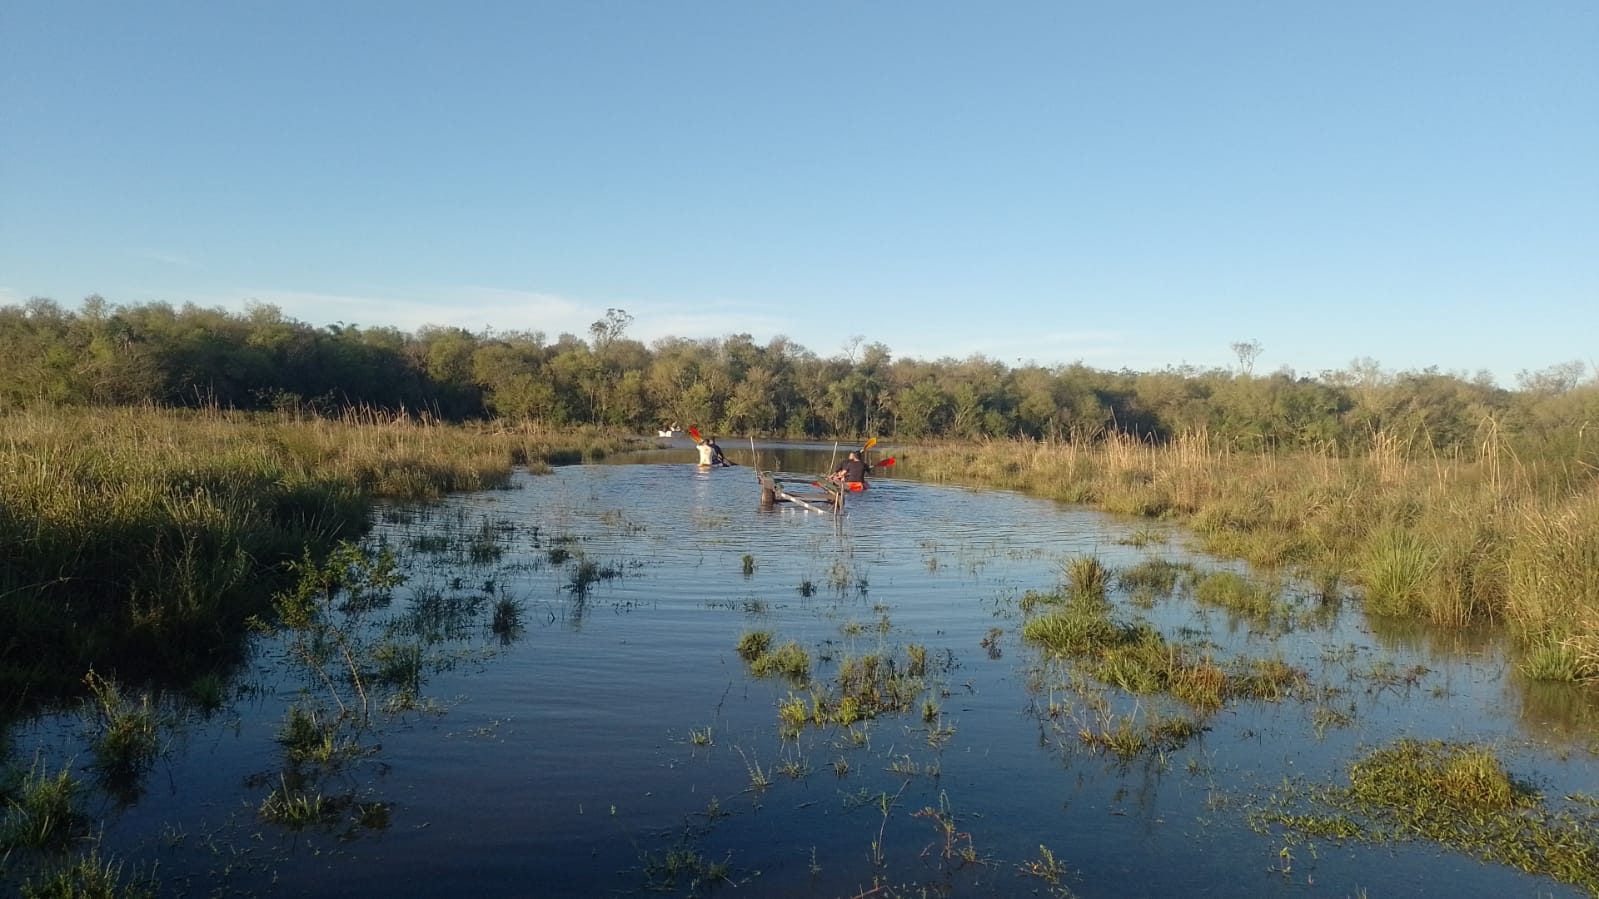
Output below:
[17,848,159,899]
[0,757,86,851]
[1023,586,1307,709]
[0,406,636,705]
[1260,739,1599,893]
[902,431,1599,677]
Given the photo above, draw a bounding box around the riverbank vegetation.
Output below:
[5,296,1596,680]
[0,405,634,709]
[908,429,1599,681]
[5,295,1596,692]
[5,298,1596,457]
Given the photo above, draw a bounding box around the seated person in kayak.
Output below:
[697,436,730,467]
[830,451,869,489]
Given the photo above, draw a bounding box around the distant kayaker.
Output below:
[697,436,730,468]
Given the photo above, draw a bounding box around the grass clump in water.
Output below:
[737,632,811,682]
[0,758,87,852]
[81,670,161,780]
[1263,738,1599,894]
[736,630,773,661]
[1191,570,1281,622]
[17,848,159,899]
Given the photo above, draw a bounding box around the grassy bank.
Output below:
[899,430,1599,681]
[0,406,634,705]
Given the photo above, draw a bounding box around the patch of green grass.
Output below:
[1263,738,1599,894]
[748,641,812,681]
[81,670,161,778]
[259,779,339,829]
[2,759,83,851]
[1116,558,1192,598]
[1064,555,1108,601]
[1360,527,1437,618]
[18,848,159,899]
[736,630,773,661]
[1518,636,1582,682]
[1118,526,1168,548]
[1191,570,1280,621]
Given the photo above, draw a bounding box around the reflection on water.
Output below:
[6,459,1598,898]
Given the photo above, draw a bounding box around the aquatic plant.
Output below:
[81,670,161,778]
[748,641,812,681]
[1063,555,1108,601]
[267,540,406,725]
[902,430,1599,678]
[0,757,85,851]
[1359,527,1438,618]
[17,848,159,899]
[1261,738,1599,893]
[912,792,979,865]
[490,596,524,640]
[259,776,339,828]
[736,630,773,661]
[1191,570,1282,622]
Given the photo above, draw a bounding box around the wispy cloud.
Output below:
[131,249,202,268]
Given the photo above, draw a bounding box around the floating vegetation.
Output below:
[1063,555,1109,601]
[16,847,159,899]
[490,596,524,639]
[1116,558,1193,599]
[748,641,812,681]
[1076,710,1203,761]
[1023,587,1308,709]
[0,757,86,851]
[741,553,756,576]
[1118,526,1168,548]
[81,669,161,781]
[567,554,623,598]
[1258,739,1599,894]
[1191,570,1283,623]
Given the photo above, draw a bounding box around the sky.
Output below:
[2,1,1595,386]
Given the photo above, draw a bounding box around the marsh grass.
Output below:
[80,670,162,797]
[490,597,524,640]
[903,432,1599,677]
[1263,738,1599,893]
[1023,587,1308,709]
[18,847,159,899]
[639,843,732,894]
[0,757,85,851]
[744,638,812,682]
[1063,556,1108,601]
[567,555,623,598]
[0,406,632,704]
[1077,710,1202,761]
[1191,570,1284,624]
[259,776,340,829]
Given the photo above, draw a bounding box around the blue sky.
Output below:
[2,2,1595,386]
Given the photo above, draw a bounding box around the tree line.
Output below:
[4,296,1596,460]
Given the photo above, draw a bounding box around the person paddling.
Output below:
[696,435,731,468]
[830,450,869,490]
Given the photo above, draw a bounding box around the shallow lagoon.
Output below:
[7,445,1598,897]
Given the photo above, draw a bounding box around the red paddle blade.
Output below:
[874,457,896,467]
[689,426,702,442]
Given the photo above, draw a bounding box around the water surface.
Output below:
[8,449,1597,898]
